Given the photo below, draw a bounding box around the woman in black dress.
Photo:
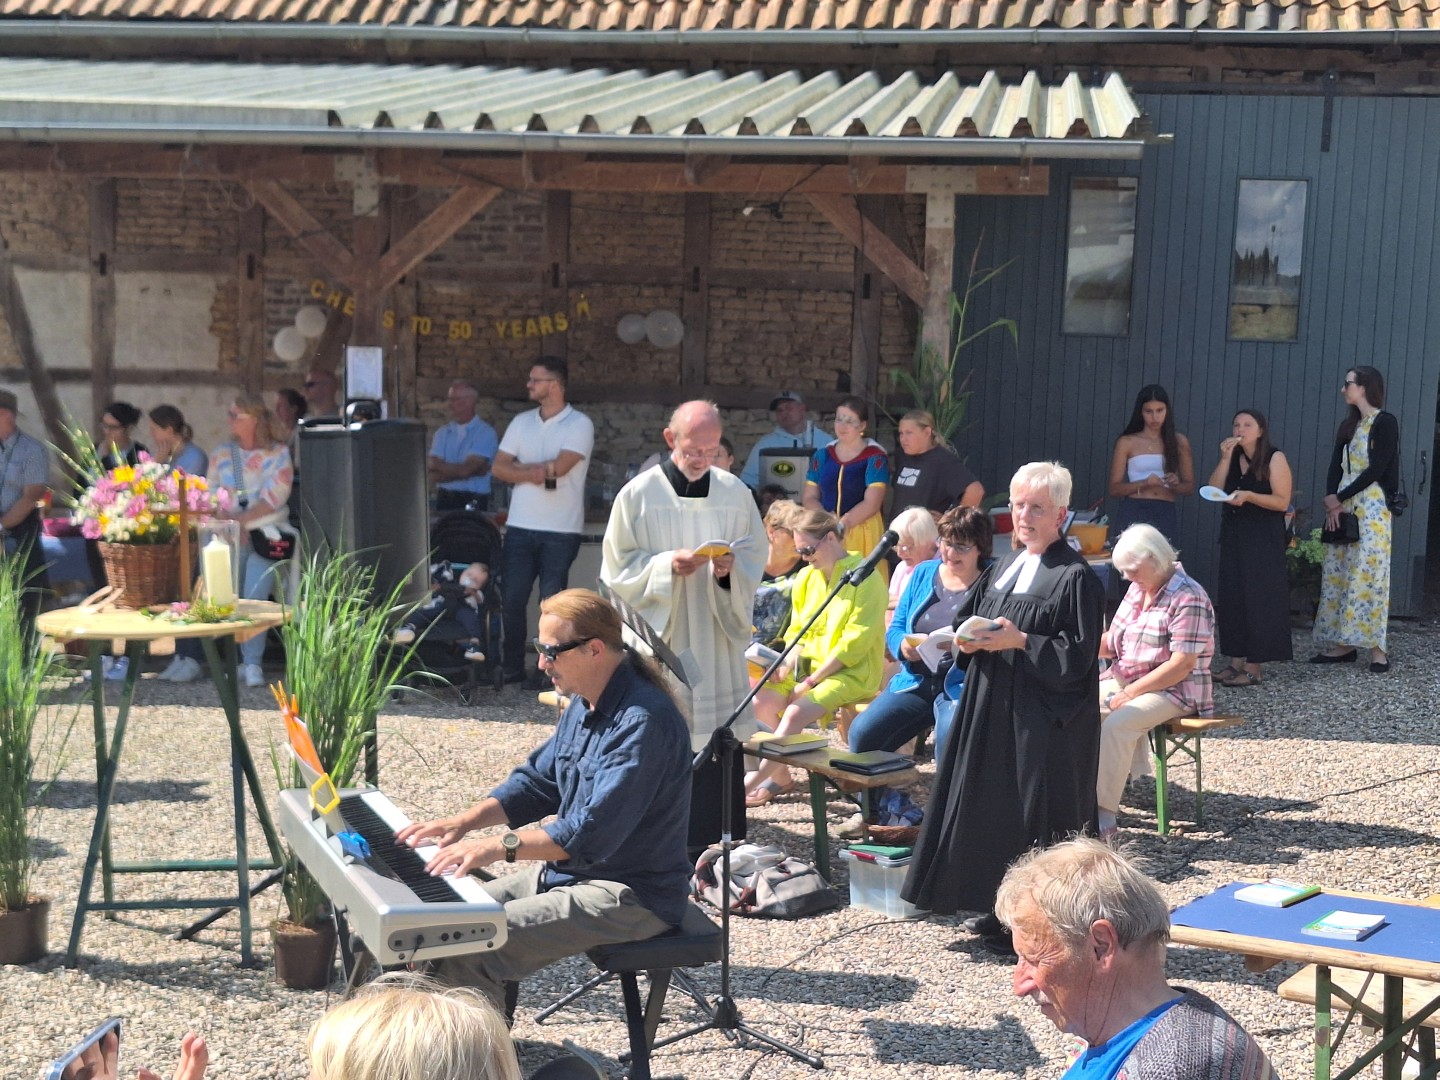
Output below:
[901,461,1103,955]
[1207,408,1293,687]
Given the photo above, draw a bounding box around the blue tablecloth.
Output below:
[1172,882,1440,963]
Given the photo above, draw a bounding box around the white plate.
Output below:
[1199,485,1231,503]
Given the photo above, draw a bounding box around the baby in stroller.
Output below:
[393,561,490,662]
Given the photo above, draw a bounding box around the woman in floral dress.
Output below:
[1311,366,1400,673]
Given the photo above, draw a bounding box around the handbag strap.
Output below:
[228,445,250,509]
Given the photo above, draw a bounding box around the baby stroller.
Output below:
[402,509,505,701]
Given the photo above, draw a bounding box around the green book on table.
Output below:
[1301,910,1387,941]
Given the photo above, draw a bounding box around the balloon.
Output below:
[645,310,684,349]
[294,305,328,338]
[616,313,648,345]
[273,326,308,362]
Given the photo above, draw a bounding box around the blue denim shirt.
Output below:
[489,658,693,925]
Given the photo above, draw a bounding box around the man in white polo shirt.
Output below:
[491,357,594,685]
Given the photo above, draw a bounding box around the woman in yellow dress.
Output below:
[745,507,887,806]
[1311,366,1400,673]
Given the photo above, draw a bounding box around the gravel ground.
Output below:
[3,620,1438,1080]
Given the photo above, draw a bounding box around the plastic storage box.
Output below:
[840,849,928,920]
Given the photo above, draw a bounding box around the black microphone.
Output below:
[847,529,899,585]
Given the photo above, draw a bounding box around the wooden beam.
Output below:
[0,249,73,456]
[684,153,732,186]
[521,151,590,187]
[850,194,884,406]
[920,191,957,364]
[680,193,710,387]
[245,179,356,286]
[0,366,247,386]
[349,203,387,348]
[88,180,116,427]
[805,192,928,306]
[542,190,570,357]
[236,202,265,397]
[387,187,420,417]
[367,183,501,293]
[709,268,853,292]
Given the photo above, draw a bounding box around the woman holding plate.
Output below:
[1311,367,1399,673]
[1207,408,1293,687]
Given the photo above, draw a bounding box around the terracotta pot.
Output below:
[0,897,50,966]
[271,918,337,990]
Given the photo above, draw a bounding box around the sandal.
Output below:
[1215,664,1245,680]
[745,777,797,807]
[1219,671,1262,688]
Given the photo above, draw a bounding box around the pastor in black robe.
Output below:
[902,538,1104,916]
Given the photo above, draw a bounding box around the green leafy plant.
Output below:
[882,239,1017,444]
[270,550,425,928]
[1287,527,1325,593]
[0,552,72,911]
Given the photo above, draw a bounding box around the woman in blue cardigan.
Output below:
[848,506,992,761]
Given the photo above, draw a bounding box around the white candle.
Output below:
[202,535,236,607]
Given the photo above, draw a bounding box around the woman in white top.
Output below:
[157,393,293,688]
[1107,384,1194,544]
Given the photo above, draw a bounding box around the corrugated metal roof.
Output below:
[2,0,1435,32]
[0,57,1150,142]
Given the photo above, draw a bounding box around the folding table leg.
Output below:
[1316,964,1333,1080]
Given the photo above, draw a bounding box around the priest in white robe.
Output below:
[602,401,766,849]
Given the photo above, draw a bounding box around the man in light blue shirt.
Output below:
[428,380,499,513]
[0,388,52,629]
[739,390,830,490]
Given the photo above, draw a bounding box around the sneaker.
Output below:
[241,663,266,688]
[392,625,417,645]
[462,645,486,663]
[835,812,867,840]
[104,656,130,681]
[157,655,203,683]
[156,656,194,679]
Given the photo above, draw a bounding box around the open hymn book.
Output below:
[692,535,753,560]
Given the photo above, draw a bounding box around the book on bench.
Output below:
[828,750,913,776]
[752,732,830,756]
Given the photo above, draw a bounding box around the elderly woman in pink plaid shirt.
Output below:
[1098,524,1216,837]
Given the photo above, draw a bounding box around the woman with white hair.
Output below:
[886,505,940,627]
[902,461,1104,956]
[1098,524,1216,838]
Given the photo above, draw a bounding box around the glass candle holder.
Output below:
[198,519,242,606]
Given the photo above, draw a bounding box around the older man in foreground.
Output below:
[995,838,1277,1080]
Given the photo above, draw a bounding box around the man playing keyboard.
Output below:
[396,588,693,1012]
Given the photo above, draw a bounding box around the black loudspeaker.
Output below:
[297,418,429,609]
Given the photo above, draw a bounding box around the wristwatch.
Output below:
[501,832,521,863]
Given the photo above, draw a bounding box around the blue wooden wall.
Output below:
[952,92,1440,615]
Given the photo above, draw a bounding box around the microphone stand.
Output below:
[649,557,886,1071]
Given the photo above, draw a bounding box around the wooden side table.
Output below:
[37,599,288,967]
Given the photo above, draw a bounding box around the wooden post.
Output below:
[236,203,265,398]
[920,191,957,365]
[680,194,711,388]
[851,197,883,406]
[88,180,117,426]
[542,190,570,358]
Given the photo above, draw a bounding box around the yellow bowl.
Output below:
[1069,522,1109,555]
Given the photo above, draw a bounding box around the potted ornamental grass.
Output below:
[0,553,71,964]
[268,549,424,989]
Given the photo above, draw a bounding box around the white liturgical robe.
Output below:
[601,465,766,751]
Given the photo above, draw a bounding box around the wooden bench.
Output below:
[744,738,919,882]
[1147,713,1244,835]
